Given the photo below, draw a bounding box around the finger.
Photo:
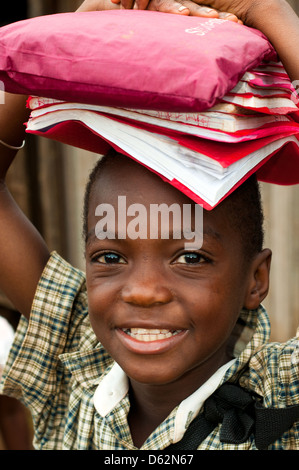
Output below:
[218,11,239,22]
[147,0,190,15]
[176,2,220,17]
[180,3,241,21]
[135,0,151,9]
[113,0,135,7]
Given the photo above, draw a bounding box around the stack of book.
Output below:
[26,60,299,210]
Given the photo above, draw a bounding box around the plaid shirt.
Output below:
[1,252,299,450]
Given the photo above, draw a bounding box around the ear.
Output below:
[243,248,272,310]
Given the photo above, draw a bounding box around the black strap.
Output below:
[167,383,299,450]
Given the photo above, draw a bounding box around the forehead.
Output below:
[91,156,192,206]
[87,155,240,247]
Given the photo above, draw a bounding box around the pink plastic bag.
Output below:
[0,10,276,112]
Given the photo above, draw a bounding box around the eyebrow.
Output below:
[202,226,222,241]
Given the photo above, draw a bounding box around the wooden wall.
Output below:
[2,0,299,341]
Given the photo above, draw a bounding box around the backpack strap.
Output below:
[167,383,299,450]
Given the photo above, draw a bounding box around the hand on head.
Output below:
[77,0,241,21]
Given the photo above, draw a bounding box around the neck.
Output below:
[127,354,230,448]
[127,380,180,448]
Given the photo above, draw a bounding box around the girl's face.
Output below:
[85,158,255,393]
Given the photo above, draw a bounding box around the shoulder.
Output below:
[242,335,299,407]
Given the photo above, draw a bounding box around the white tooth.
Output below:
[130,328,141,335]
[125,328,183,341]
[134,334,146,341]
[130,328,172,335]
[139,336,146,341]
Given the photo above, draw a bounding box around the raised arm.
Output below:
[247,0,299,84]
[0,93,50,319]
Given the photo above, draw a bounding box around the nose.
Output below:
[121,264,173,307]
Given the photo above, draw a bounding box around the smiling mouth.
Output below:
[121,328,183,342]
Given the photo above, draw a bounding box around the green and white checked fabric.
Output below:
[1,252,299,450]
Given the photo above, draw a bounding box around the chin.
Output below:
[124,363,185,386]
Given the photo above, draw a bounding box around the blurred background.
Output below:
[0,0,298,449]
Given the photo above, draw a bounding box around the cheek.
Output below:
[86,281,117,338]
[189,278,243,336]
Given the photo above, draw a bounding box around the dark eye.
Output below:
[175,252,205,265]
[96,252,126,264]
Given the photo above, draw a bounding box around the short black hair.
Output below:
[83,149,264,261]
[218,174,264,261]
[83,149,119,243]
